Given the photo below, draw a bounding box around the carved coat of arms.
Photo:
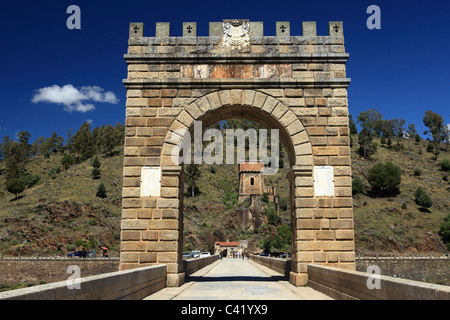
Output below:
[223,19,250,51]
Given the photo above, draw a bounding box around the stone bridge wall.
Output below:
[0,264,166,300]
[0,257,119,285]
[121,19,354,287]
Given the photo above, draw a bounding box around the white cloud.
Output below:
[31,84,119,113]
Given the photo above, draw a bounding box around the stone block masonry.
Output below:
[121,19,354,287]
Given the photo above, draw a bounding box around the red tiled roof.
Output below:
[215,242,240,246]
[238,162,263,172]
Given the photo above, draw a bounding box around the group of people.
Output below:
[219,251,246,260]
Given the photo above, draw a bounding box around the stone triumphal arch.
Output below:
[120,19,355,287]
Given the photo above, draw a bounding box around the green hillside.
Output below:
[0,132,449,257]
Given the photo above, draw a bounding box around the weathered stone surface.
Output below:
[122,19,353,288]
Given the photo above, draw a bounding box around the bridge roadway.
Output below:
[144,258,332,300]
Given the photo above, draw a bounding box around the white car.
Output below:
[190,250,200,258]
[199,252,211,258]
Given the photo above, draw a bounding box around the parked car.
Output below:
[258,252,269,256]
[183,252,193,259]
[280,253,291,259]
[199,252,211,258]
[190,250,200,258]
[67,251,88,258]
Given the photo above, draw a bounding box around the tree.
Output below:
[266,204,280,225]
[352,176,367,195]
[276,224,291,252]
[92,156,101,168]
[96,182,107,198]
[185,164,201,197]
[367,162,402,196]
[6,178,26,199]
[92,168,101,179]
[423,110,444,144]
[91,155,101,179]
[423,110,444,160]
[357,109,383,158]
[407,123,418,140]
[349,114,358,135]
[391,118,406,150]
[438,213,450,251]
[72,122,94,161]
[17,131,32,159]
[358,128,377,158]
[61,153,75,170]
[2,137,26,180]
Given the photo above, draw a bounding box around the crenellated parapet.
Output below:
[127,20,346,56]
[125,20,349,89]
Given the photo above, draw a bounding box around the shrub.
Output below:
[278,196,290,211]
[438,159,450,171]
[413,168,422,176]
[438,213,450,251]
[21,174,40,188]
[91,168,101,179]
[48,168,57,179]
[367,162,402,196]
[414,187,432,209]
[352,176,367,195]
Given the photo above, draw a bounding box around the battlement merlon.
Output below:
[129,21,344,38]
[124,20,350,89]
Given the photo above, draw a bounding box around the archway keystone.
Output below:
[121,19,355,287]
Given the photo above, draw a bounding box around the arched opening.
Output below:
[159,90,315,286]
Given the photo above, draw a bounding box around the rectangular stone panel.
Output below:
[314,166,335,197]
[141,167,161,197]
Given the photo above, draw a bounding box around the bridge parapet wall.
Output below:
[249,254,291,278]
[308,264,450,300]
[183,255,219,277]
[0,264,166,300]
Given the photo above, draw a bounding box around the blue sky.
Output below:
[0,0,449,143]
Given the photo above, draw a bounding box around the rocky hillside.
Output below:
[0,152,123,256]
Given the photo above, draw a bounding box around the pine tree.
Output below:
[91,156,101,179]
[96,182,107,198]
